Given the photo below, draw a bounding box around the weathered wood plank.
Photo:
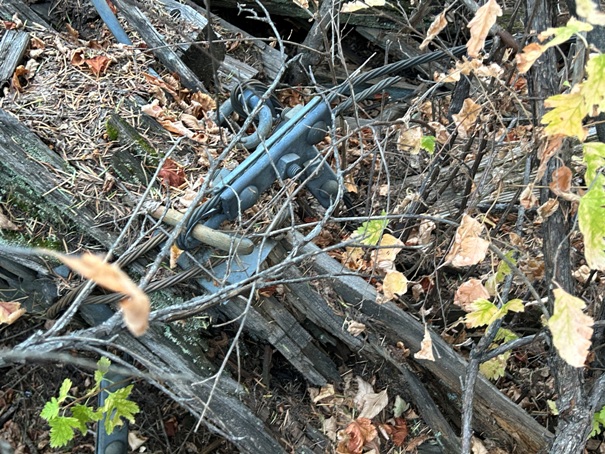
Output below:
[0,0,50,28]
[0,30,29,86]
[0,108,116,249]
[112,0,209,94]
[158,0,260,90]
[291,233,553,453]
[213,291,341,385]
[77,304,288,454]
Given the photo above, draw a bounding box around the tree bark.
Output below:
[525,0,593,451]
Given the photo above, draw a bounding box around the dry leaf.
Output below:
[471,436,489,454]
[429,121,450,144]
[454,278,490,311]
[414,326,435,361]
[191,92,216,112]
[341,0,385,13]
[520,184,538,209]
[536,135,564,180]
[452,98,481,138]
[516,42,544,74]
[439,58,484,83]
[0,209,18,230]
[11,65,29,92]
[85,55,111,77]
[466,0,502,58]
[159,119,195,138]
[445,215,489,267]
[338,418,377,454]
[390,417,408,447]
[347,320,366,336]
[294,0,309,8]
[474,62,503,78]
[372,234,404,269]
[353,376,388,419]
[127,432,147,451]
[419,12,448,50]
[358,389,389,419]
[382,270,408,301]
[180,113,203,130]
[0,301,26,325]
[50,252,149,336]
[170,244,182,270]
[417,220,436,245]
[549,166,579,201]
[158,158,186,188]
[312,384,335,403]
[549,165,572,194]
[397,126,423,154]
[141,100,165,118]
[66,23,79,39]
[538,198,559,219]
[345,174,358,193]
[323,416,339,442]
[573,265,593,284]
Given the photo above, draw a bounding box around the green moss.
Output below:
[152,290,214,366]
[0,229,62,250]
[105,119,120,141]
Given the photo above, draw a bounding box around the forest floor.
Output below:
[1,0,605,453]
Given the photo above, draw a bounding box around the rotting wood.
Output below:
[179,0,286,81]
[158,0,259,90]
[111,0,209,94]
[0,0,50,28]
[267,242,463,453]
[286,232,554,453]
[0,30,29,87]
[0,108,116,249]
[210,288,341,386]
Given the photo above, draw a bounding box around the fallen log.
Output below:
[286,232,554,453]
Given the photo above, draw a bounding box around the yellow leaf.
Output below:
[575,0,605,25]
[547,288,594,368]
[419,12,448,50]
[465,298,498,327]
[414,325,435,361]
[51,252,150,336]
[542,91,589,140]
[382,270,408,301]
[466,0,502,58]
[480,351,510,380]
[445,215,489,267]
[583,54,605,115]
